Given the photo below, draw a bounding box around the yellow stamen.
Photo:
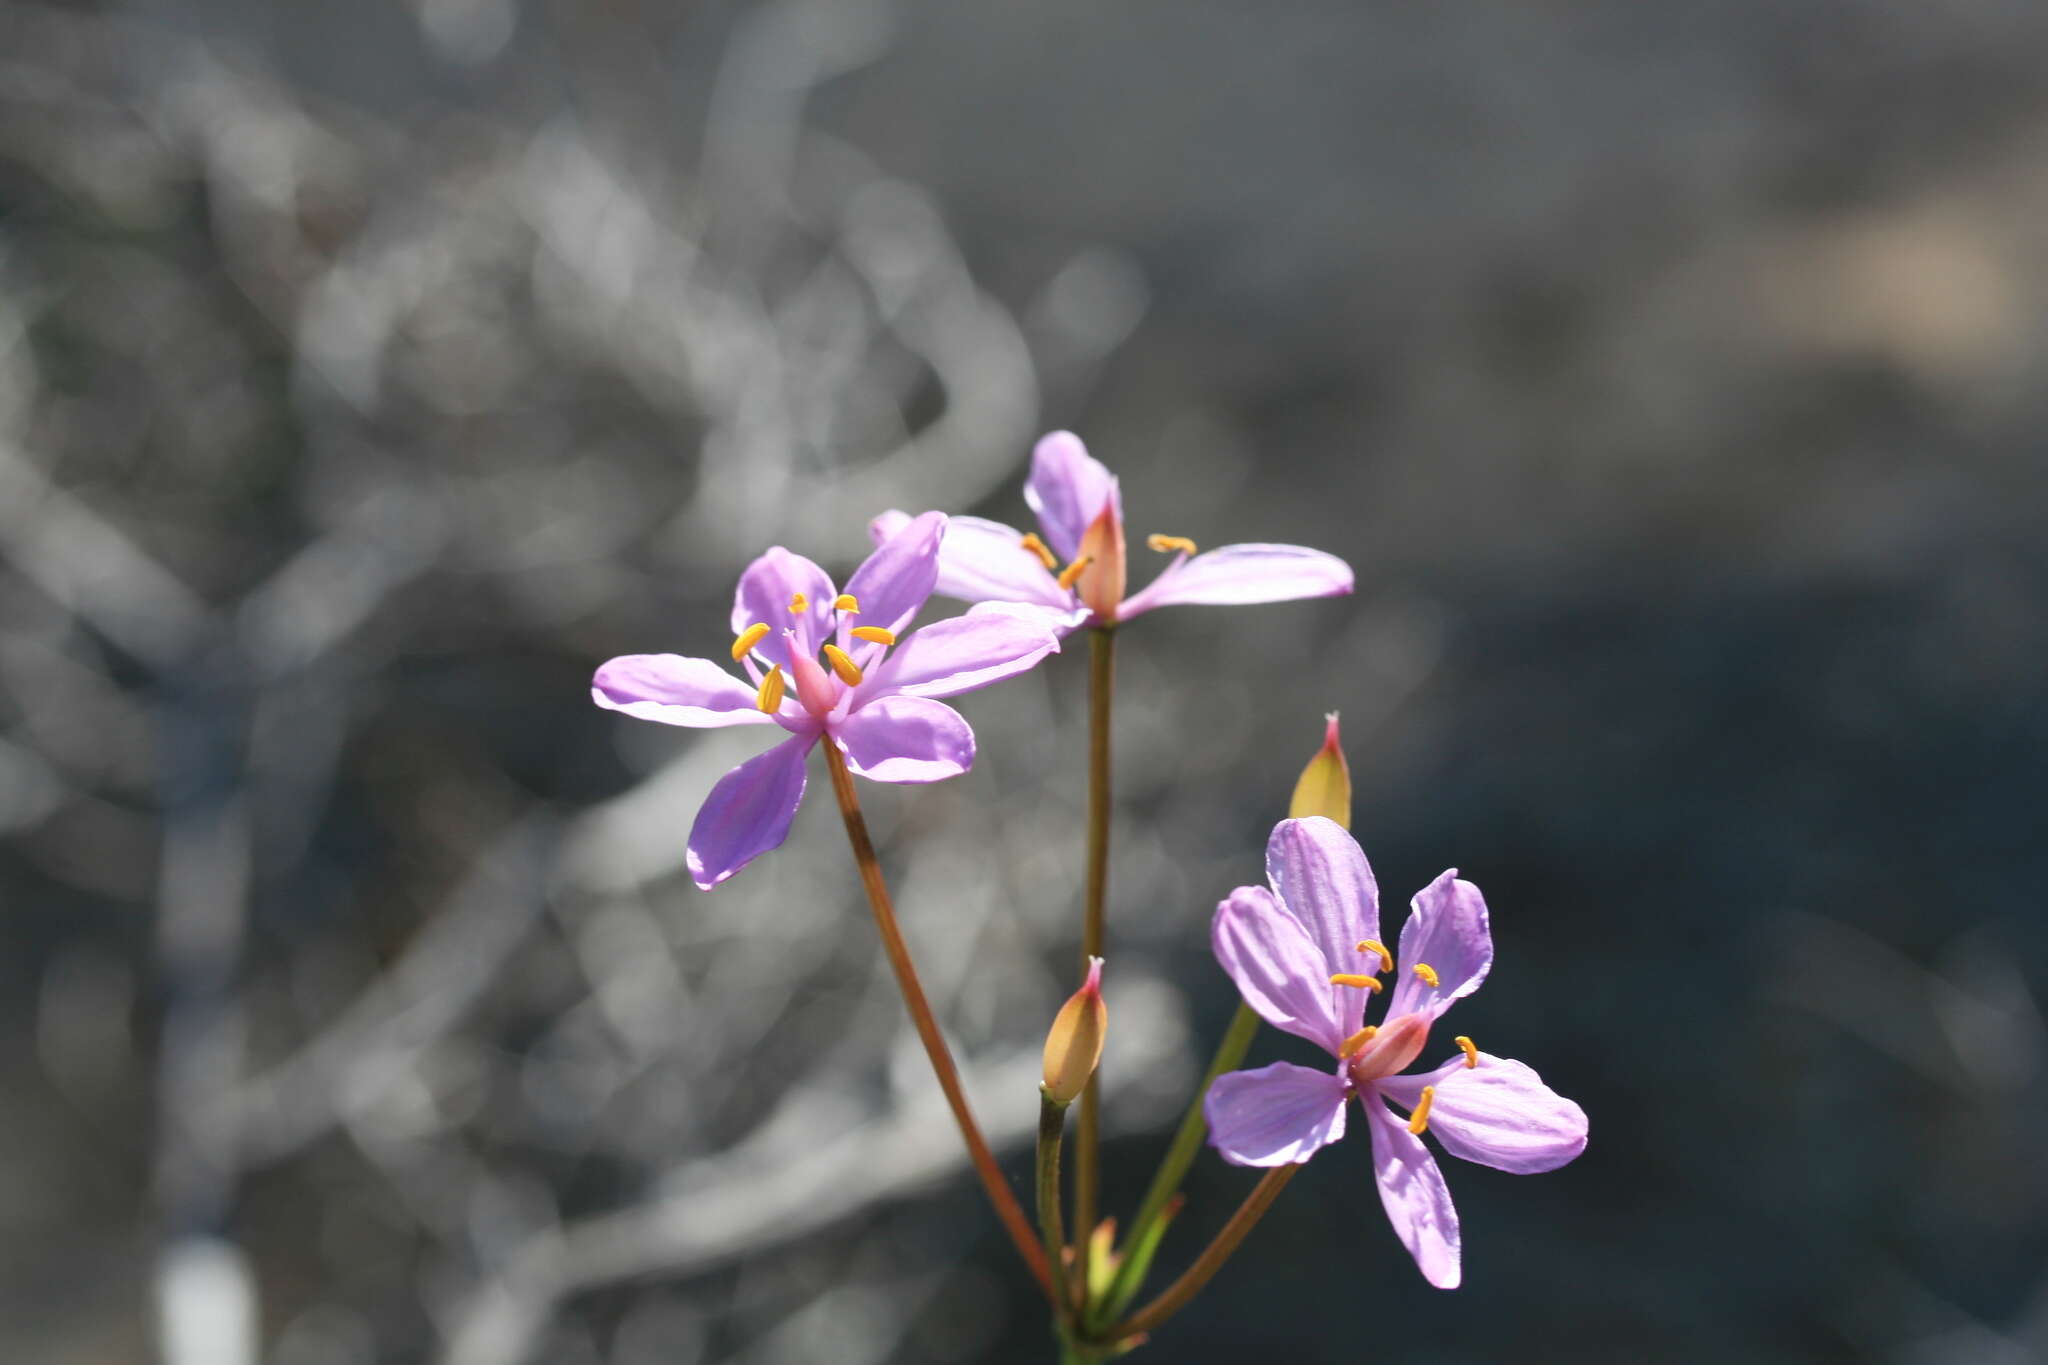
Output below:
[731,622,771,661]
[1338,1025,1378,1058]
[788,592,809,613]
[755,665,786,712]
[821,644,863,686]
[1146,533,1198,556]
[1455,1036,1478,1069]
[1329,973,1383,993]
[1413,962,1440,989]
[833,594,860,613]
[1018,532,1057,571]
[850,626,896,645]
[1356,938,1393,973]
[1406,1085,1436,1136]
[1056,555,1094,591]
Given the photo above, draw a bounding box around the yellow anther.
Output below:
[821,644,864,686]
[1329,973,1383,993]
[1412,962,1440,989]
[788,592,809,613]
[850,626,896,645]
[731,622,771,661]
[1146,533,1198,555]
[1055,555,1094,591]
[755,665,786,713]
[1455,1036,1478,1069]
[1406,1085,1436,1136]
[1338,1025,1378,1058]
[833,594,860,613]
[1356,939,1393,973]
[1018,532,1057,571]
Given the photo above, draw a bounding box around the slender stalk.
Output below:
[1101,1164,1300,1344]
[1097,1000,1260,1320]
[1037,1091,1074,1323]
[821,741,1056,1301]
[1074,625,1116,1295]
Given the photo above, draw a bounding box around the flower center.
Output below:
[788,650,839,717]
[733,593,896,719]
[1344,1011,1430,1085]
[1330,949,1476,1085]
[1020,509,1132,619]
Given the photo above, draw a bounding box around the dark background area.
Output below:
[3,1,2045,1361]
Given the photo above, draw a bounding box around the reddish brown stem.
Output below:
[1075,625,1115,1296]
[1101,1164,1299,1343]
[821,741,1056,1302]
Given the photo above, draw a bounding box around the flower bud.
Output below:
[1075,503,1127,623]
[1041,956,1107,1106]
[1288,712,1351,829]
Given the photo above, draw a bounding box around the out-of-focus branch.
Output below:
[0,442,210,669]
[221,819,558,1164]
[433,983,1191,1365]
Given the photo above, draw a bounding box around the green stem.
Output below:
[1074,625,1116,1295]
[1037,1090,1074,1324]
[1102,1164,1300,1345]
[1097,1000,1260,1321]
[821,742,1057,1303]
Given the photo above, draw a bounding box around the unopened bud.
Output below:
[1075,504,1127,623]
[1041,956,1107,1105]
[1087,1217,1121,1299]
[1288,712,1352,828]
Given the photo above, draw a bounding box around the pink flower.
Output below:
[592,512,1061,889]
[1204,818,1587,1288]
[871,431,1353,630]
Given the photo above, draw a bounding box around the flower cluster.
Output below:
[591,429,1586,1346]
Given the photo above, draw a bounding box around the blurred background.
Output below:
[4,0,2046,1361]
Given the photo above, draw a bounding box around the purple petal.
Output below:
[1205,1061,1349,1167]
[1023,431,1120,562]
[1379,1054,1587,1175]
[732,548,837,670]
[1211,884,1345,1054]
[1363,1096,1463,1289]
[832,694,973,783]
[1387,870,1493,1022]
[686,734,815,889]
[841,511,946,655]
[1119,544,1354,620]
[929,514,1074,608]
[1264,817,1382,1036]
[868,509,914,545]
[862,607,1061,700]
[592,654,779,727]
[966,598,1094,636]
